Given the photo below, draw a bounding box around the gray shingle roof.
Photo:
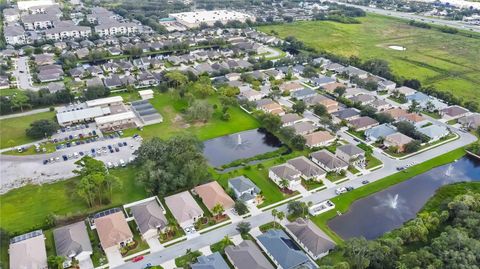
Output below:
[287,156,326,178]
[225,240,274,269]
[257,229,317,269]
[53,221,92,258]
[191,252,230,269]
[285,218,335,257]
[130,200,168,235]
[336,144,364,157]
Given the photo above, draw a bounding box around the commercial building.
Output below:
[94,111,137,132]
[169,10,254,28]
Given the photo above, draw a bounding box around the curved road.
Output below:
[115,126,477,269]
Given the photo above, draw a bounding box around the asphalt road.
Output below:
[12,56,40,91]
[331,1,480,33]
[116,126,476,269]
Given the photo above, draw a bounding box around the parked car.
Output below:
[120,159,126,167]
[361,180,369,184]
[335,187,347,195]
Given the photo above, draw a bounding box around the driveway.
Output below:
[78,257,94,269]
[146,237,163,252]
[105,248,124,268]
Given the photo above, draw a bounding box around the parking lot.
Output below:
[0,136,141,194]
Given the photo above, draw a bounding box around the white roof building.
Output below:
[86,96,123,108]
[169,10,254,28]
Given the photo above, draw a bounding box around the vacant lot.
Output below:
[0,111,56,149]
[121,91,260,141]
[258,14,480,107]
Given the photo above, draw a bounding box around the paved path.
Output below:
[331,0,480,32]
[0,107,54,120]
[114,127,476,269]
[12,57,41,91]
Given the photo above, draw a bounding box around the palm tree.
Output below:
[276,211,285,225]
[271,209,278,228]
[279,179,290,191]
[212,203,224,220]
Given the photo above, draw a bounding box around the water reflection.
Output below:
[328,156,480,240]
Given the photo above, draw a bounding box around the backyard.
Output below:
[258,14,480,108]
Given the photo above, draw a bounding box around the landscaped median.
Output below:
[310,147,467,244]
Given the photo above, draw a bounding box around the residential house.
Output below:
[339,66,368,79]
[287,156,326,181]
[225,240,275,269]
[331,108,360,123]
[322,82,345,94]
[285,218,336,260]
[228,176,260,205]
[38,65,64,82]
[310,150,348,173]
[256,100,285,116]
[458,113,480,129]
[303,131,336,148]
[9,230,47,269]
[370,99,391,112]
[256,229,318,269]
[348,116,379,131]
[378,79,396,91]
[191,252,229,269]
[291,88,317,100]
[384,132,414,153]
[349,94,376,106]
[440,106,470,120]
[364,124,397,142]
[34,54,55,66]
[193,181,235,213]
[384,108,409,121]
[164,191,203,228]
[343,88,363,98]
[304,95,339,113]
[240,89,266,101]
[279,81,304,93]
[268,163,302,189]
[309,76,336,87]
[281,113,304,127]
[4,25,26,45]
[94,210,133,251]
[292,121,316,135]
[130,199,168,240]
[336,144,365,167]
[225,72,241,81]
[264,69,284,80]
[418,124,449,142]
[392,86,416,96]
[324,62,345,72]
[53,221,92,267]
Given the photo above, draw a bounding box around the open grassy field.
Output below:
[0,167,147,234]
[121,91,260,141]
[0,111,56,149]
[257,14,480,107]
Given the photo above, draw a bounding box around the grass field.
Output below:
[0,167,147,234]
[121,91,260,141]
[258,14,480,107]
[0,111,56,149]
[310,147,467,244]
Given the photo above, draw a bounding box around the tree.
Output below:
[404,140,421,153]
[312,104,328,118]
[365,80,378,91]
[165,71,188,89]
[48,255,65,269]
[376,112,394,124]
[137,136,210,195]
[334,86,346,97]
[279,179,290,190]
[302,66,317,78]
[287,201,307,218]
[403,79,421,90]
[234,200,249,215]
[84,85,109,100]
[257,113,282,133]
[188,77,215,98]
[360,106,377,118]
[26,119,59,139]
[212,203,224,219]
[10,93,30,112]
[271,209,278,227]
[276,211,285,224]
[290,135,306,150]
[185,100,213,123]
[292,100,306,114]
[408,100,420,113]
[236,221,251,235]
[342,237,371,269]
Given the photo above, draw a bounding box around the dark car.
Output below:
[62,155,68,161]
[361,180,369,185]
[346,186,354,191]
[92,130,97,136]
[110,149,114,153]
[108,145,112,150]
[118,142,123,147]
[91,148,95,153]
[115,147,119,152]
[43,160,48,165]
[79,152,84,156]
[123,141,127,146]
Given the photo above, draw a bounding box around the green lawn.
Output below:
[0,167,147,234]
[310,147,467,244]
[258,14,480,108]
[122,91,260,141]
[175,250,202,267]
[0,111,56,149]
[365,154,382,169]
[0,88,23,97]
[214,151,305,208]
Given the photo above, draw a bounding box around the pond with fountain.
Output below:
[202,128,282,167]
[328,156,480,240]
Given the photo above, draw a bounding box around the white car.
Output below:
[107,162,113,168]
[120,159,126,167]
[335,187,347,195]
